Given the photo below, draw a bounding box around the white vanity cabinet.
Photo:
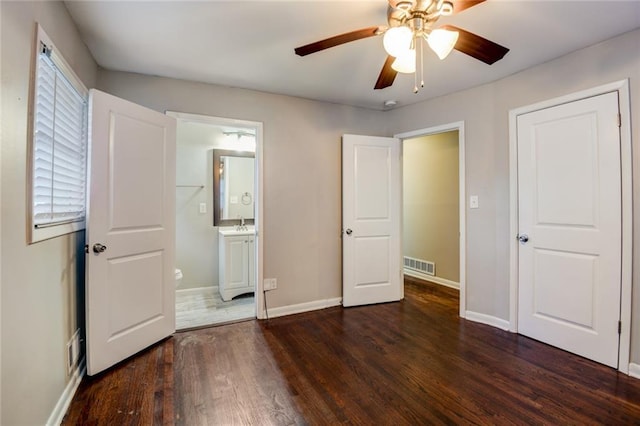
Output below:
[219,228,255,302]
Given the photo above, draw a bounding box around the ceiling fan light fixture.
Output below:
[391,48,416,73]
[383,26,413,57]
[426,28,459,59]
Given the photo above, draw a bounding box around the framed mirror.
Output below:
[213,149,255,226]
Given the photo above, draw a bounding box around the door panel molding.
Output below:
[508,79,632,373]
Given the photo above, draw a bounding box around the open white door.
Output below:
[86,89,176,375]
[517,91,621,367]
[342,134,402,307]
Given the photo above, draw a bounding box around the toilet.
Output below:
[175,268,183,288]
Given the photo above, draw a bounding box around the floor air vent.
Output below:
[403,256,435,276]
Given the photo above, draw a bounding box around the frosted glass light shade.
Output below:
[391,49,416,73]
[427,29,459,59]
[383,26,413,58]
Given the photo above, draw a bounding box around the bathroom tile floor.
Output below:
[175,287,255,330]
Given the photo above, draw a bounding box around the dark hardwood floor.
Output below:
[63,278,640,425]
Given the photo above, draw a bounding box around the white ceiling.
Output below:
[64,0,640,111]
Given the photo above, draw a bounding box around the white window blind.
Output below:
[32,44,88,228]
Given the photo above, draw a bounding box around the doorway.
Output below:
[167,112,264,329]
[396,123,466,317]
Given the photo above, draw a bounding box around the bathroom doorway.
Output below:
[167,112,263,330]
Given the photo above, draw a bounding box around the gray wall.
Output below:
[97,70,389,309]
[1,1,98,424]
[403,131,459,282]
[388,28,640,360]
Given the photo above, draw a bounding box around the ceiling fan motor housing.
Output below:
[387,0,454,32]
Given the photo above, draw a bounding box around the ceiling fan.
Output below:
[294,0,509,92]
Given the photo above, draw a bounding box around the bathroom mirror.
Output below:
[213,149,255,226]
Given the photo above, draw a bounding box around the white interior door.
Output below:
[342,134,402,307]
[517,92,621,367]
[86,89,176,375]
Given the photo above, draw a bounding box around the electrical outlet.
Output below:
[199,203,207,214]
[263,278,277,291]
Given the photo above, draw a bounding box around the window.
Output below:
[29,25,88,243]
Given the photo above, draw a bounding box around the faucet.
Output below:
[236,216,246,231]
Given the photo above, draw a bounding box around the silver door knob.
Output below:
[345,228,353,235]
[92,243,107,253]
[518,234,529,244]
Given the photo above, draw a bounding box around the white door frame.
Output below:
[395,121,466,318]
[508,80,633,373]
[166,112,265,320]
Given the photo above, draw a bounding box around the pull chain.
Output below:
[413,37,425,94]
[420,36,425,88]
[413,37,419,93]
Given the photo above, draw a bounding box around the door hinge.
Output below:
[618,320,622,334]
[617,113,621,128]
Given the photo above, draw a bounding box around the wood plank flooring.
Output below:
[63,278,640,425]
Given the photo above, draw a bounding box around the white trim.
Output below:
[46,357,86,426]
[508,79,632,373]
[395,121,466,318]
[255,122,265,319]
[404,269,459,290]
[266,297,342,319]
[617,80,632,375]
[628,363,640,380]
[166,112,265,320]
[465,311,510,331]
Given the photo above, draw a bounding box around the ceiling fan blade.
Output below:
[374,55,398,90]
[295,27,381,57]
[443,25,509,65]
[451,0,486,14]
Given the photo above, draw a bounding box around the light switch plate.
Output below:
[199,203,207,213]
[469,195,479,209]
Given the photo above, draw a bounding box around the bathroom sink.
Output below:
[219,226,255,236]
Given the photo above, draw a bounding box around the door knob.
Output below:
[345,228,353,235]
[518,234,529,244]
[92,243,107,253]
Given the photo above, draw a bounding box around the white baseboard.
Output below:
[266,297,342,319]
[176,286,217,295]
[404,269,460,290]
[46,357,86,426]
[465,310,510,331]
[628,363,640,379]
